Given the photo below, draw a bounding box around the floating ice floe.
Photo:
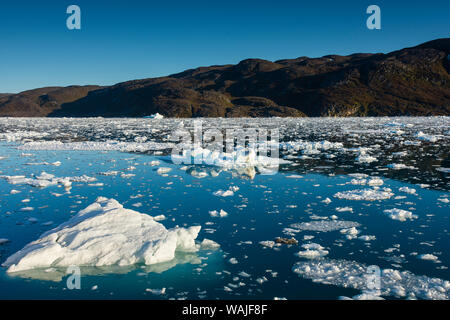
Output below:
[355,154,377,163]
[2,197,209,273]
[157,167,172,175]
[238,271,251,278]
[335,207,353,213]
[213,186,239,197]
[348,173,368,179]
[213,189,234,197]
[296,243,329,259]
[98,170,120,176]
[209,209,228,218]
[340,227,360,240]
[293,258,450,300]
[25,161,61,166]
[153,215,166,221]
[0,172,95,190]
[415,132,440,143]
[384,121,405,127]
[259,241,277,249]
[0,130,50,142]
[437,197,449,203]
[256,276,268,284]
[146,287,166,295]
[387,163,417,170]
[290,220,361,232]
[358,235,376,241]
[367,178,384,186]
[200,239,220,250]
[334,188,394,201]
[399,187,417,195]
[145,113,164,120]
[189,170,210,178]
[286,175,303,179]
[120,173,135,179]
[383,208,418,222]
[282,140,344,153]
[418,254,440,262]
[349,179,367,185]
[172,147,289,179]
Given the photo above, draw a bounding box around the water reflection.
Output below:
[7,252,205,282]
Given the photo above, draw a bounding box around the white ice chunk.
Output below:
[157,167,172,175]
[213,189,235,197]
[418,254,439,262]
[399,187,417,195]
[200,239,220,250]
[356,155,377,163]
[334,188,394,201]
[415,131,439,143]
[383,208,418,222]
[296,243,329,259]
[387,163,417,170]
[290,220,361,232]
[209,209,228,218]
[293,258,450,300]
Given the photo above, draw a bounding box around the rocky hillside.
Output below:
[0,86,102,117]
[1,39,449,117]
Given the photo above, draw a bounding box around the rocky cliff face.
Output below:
[1,39,449,117]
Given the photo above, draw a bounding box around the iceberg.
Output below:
[144,113,164,119]
[171,147,288,178]
[2,197,204,273]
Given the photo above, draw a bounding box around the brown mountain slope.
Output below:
[0,86,102,117]
[1,39,449,117]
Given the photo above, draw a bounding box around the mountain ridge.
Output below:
[1,38,449,118]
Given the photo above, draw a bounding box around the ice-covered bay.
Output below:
[0,117,448,299]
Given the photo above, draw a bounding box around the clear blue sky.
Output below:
[1,0,449,93]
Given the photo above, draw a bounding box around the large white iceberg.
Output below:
[2,197,203,273]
